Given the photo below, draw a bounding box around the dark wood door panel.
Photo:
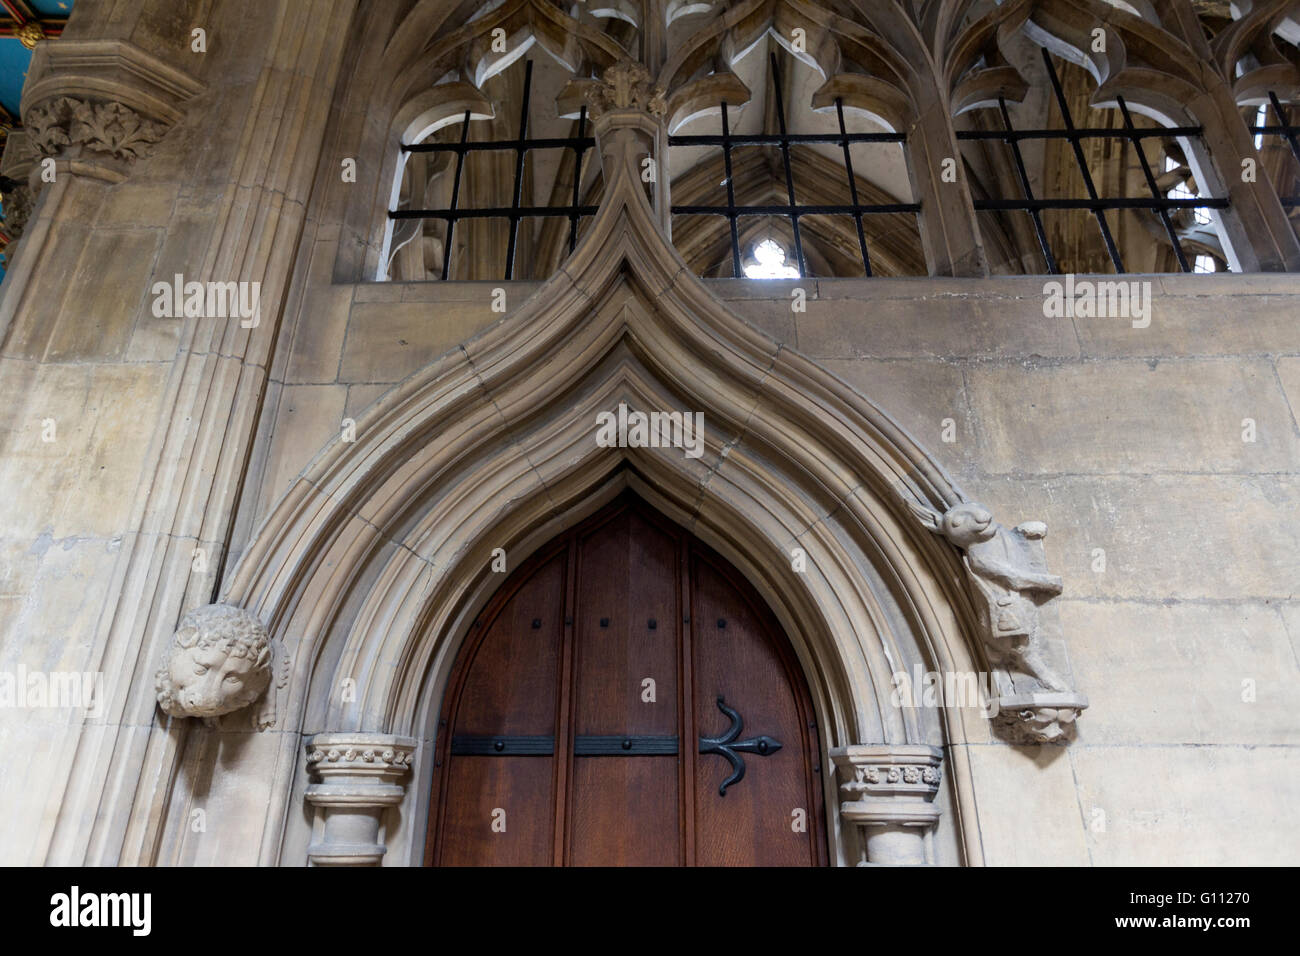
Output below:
[436,756,555,866]
[430,495,827,867]
[690,552,824,867]
[567,756,680,866]
[572,507,679,736]
[452,550,565,736]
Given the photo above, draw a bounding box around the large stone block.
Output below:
[797,281,1080,360]
[46,230,162,362]
[1059,599,1300,746]
[1071,744,1300,865]
[0,363,165,539]
[967,359,1300,474]
[257,383,348,516]
[960,743,1091,865]
[338,300,501,384]
[820,358,973,470]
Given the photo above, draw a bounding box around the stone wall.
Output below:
[1,0,1297,867]
[241,271,1300,865]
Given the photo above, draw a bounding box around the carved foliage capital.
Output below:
[26,96,167,162]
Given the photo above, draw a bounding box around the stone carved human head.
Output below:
[155,604,273,721]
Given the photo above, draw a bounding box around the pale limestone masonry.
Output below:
[0,0,1296,867]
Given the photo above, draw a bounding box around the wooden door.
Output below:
[427,495,827,866]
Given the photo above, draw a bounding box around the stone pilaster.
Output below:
[304,734,417,866]
[831,744,943,866]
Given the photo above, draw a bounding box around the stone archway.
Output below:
[148,86,1085,867]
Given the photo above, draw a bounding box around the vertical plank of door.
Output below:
[678,528,697,866]
[433,549,566,865]
[566,505,681,866]
[690,550,817,866]
[551,538,579,866]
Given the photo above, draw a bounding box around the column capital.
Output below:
[304,733,417,866]
[830,744,943,865]
[21,39,203,184]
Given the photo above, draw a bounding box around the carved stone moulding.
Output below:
[20,39,203,182]
[831,744,943,866]
[993,692,1089,745]
[304,733,418,867]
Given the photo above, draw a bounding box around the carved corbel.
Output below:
[304,734,418,866]
[154,604,288,731]
[20,39,203,186]
[830,745,943,865]
[911,499,1088,744]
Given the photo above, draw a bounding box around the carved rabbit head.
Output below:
[912,500,997,550]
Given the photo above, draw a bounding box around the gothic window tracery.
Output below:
[378,0,1300,281]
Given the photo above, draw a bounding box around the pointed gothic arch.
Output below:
[214,103,1019,867]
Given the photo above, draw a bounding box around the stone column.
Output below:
[304,733,417,867]
[830,744,943,866]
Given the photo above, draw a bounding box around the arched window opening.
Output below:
[743,238,800,278]
[957,46,1230,275]
[385,55,605,281]
[668,41,924,279]
[374,2,1299,282]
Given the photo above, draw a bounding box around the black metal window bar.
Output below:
[957,48,1226,274]
[668,52,919,278]
[1251,92,1300,209]
[389,59,596,280]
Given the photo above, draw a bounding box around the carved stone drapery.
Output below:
[304,734,418,866]
[831,745,943,866]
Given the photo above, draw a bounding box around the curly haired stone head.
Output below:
[155,604,273,721]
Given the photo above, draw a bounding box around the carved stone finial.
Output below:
[26,96,167,162]
[585,59,667,118]
[155,604,283,729]
[911,499,1087,744]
